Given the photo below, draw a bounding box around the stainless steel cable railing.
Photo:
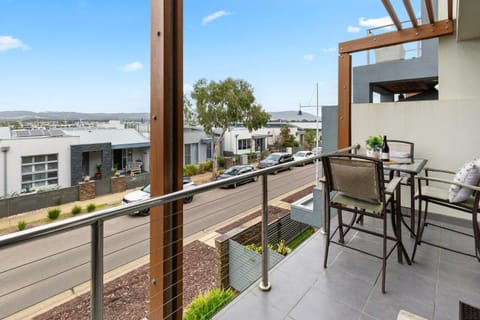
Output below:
[0,144,359,319]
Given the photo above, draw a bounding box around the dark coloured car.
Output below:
[123,176,195,216]
[258,152,294,174]
[216,165,257,188]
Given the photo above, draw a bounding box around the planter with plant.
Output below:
[365,135,383,159]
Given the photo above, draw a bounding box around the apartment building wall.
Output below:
[0,136,78,196]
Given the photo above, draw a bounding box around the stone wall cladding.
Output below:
[79,181,96,201]
[111,176,126,193]
[71,143,112,186]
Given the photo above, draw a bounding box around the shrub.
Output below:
[217,156,225,168]
[184,288,236,320]
[48,208,61,220]
[184,164,197,177]
[245,243,262,254]
[86,203,96,213]
[198,161,213,174]
[71,205,82,215]
[17,220,27,231]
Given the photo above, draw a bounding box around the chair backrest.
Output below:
[388,140,414,163]
[322,154,384,203]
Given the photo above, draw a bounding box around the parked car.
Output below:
[293,150,315,166]
[258,152,294,174]
[215,165,257,188]
[123,176,196,216]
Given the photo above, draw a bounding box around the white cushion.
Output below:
[448,160,480,203]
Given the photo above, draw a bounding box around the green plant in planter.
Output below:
[365,135,383,152]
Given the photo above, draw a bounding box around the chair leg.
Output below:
[324,207,331,269]
[337,208,345,244]
[382,212,387,293]
[472,210,480,262]
[412,199,428,262]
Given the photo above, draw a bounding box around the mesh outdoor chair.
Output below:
[411,167,480,262]
[322,154,411,293]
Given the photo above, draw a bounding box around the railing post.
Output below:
[91,220,104,320]
[259,173,271,291]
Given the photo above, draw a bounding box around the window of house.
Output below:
[237,139,251,151]
[185,143,198,165]
[206,142,212,160]
[21,154,58,192]
[255,138,264,152]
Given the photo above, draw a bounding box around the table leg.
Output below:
[410,173,416,238]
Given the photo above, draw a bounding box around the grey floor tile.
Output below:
[357,313,380,320]
[314,265,374,310]
[249,269,312,315]
[363,289,433,320]
[327,249,382,285]
[289,286,363,320]
[213,291,285,320]
[438,257,480,294]
[380,263,436,306]
[435,276,480,320]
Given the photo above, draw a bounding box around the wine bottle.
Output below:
[381,135,390,162]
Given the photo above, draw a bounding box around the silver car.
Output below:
[123,177,195,216]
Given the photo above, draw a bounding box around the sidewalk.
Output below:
[0,189,135,234]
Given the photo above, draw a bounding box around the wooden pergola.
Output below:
[337,0,454,148]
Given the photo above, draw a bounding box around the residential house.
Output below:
[61,128,150,185]
[0,128,79,196]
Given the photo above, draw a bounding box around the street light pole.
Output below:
[298,83,320,185]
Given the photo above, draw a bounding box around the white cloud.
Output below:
[0,35,29,52]
[347,25,361,33]
[358,16,393,29]
[183,83,193,93]
[322,47,337,53]
[120,61,143,72]
[303,54,315,61]
[202,10,231,25]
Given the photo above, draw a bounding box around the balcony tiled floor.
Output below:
[214,214,480,320]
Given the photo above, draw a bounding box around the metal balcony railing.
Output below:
[0,144,359,320]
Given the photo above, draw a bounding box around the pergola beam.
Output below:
[382,0,403,30]
[339,19,453,54]
[403,0,418,27]
[424,0,435,24]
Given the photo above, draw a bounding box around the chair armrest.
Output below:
[385,176,402,195]
[415,176,480,192]
[424,167,456,175]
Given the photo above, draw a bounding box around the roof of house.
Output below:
[62,128,149,149]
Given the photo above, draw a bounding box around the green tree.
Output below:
[192,78,270,179]
[303,128,321,150]
[278,125,296,148]
[183,94,197,126]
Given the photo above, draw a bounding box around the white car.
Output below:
[293,151,315,166]
[123,176,196,216]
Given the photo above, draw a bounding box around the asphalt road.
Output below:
[0,164,317,318]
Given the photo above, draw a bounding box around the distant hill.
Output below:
[0,111,150,121]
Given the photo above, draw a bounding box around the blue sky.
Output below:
[0,0,421,113]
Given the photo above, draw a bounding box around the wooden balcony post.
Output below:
[150,0,184,319]
[338,53,352,149]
